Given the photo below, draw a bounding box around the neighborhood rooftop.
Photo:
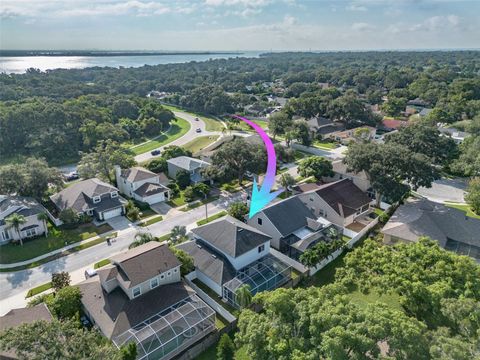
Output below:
[0,196,45,226]
[166,156,210,170]
[119,166,158,183]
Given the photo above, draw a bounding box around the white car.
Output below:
[84,268,98,279]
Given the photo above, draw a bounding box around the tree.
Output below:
[5,213,27,246]
[292,120,312,146]
[169,225,188,244]
[217,333,235,360]
[0,319,121,359]
[120,342,137,360]
[51,272,71,292]
[129,232,154,249]
[183,186,196,202]
[235,284,252,309]
[298,156,334,181]
[193,183,210,198]
[450,136,480,176]
[465,177,480,214]
[268,112,292,140]
[175,169,191,190]
[78,140,135,183]
[279,173,295,196]
[46,286,82,320]
[161,145,192,160]
[170,247,194,276]
[145,158,167,173]
[58,209,78,227]
[228,202,249,220]
[36,213,49,237]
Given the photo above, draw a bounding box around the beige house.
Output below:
[324,160,371,193]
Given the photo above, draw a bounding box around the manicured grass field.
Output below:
[445,202,480,219]
[197,211,228,226]
[26,282,52,298]
[0,222,113,264]
[94,259,111,269]
[140,215,163,226]
[313,140,337,149]
[182,135,219,153]
[130,117,190,155]
[163,105,225,131]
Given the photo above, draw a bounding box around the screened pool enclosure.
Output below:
[222,255,291,308]
[112,294,215,360]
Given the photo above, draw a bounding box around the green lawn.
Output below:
[233,119,269,132]
[26,282,52,298]
[313,140,337,149]
[130,117,190,155]
[167,192,187,207]
[445,202,480,219]
[196,342,249,360]
[180,196,219,212]
[182,135,219,153]
[140,215,163,226]
[373,207,384,217]
[162,104,225,131]
[0,222,113,264]
[348,289,403,311]
[94,259,111,269]
[197,211,228,226]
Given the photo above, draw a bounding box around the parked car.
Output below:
[84,268,98,279]
[150,149,161,156]
[64,171,79,181]
[196,128,202,133]
[195,117,199,121]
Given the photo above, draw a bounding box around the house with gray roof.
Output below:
[50,178,126,222]
[115,166,170,205]
[0,196,48,244]
[178,216,291,307]
[247,196,338,260]
[166,156,212,184]
[382,198,480,261]
[78,241,216,360]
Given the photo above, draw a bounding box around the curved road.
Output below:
[134,110,222,163]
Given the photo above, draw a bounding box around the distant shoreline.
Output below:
[0,50,244,57]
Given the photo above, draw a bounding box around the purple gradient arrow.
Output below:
[232,115,283,218]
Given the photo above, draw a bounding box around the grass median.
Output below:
[197,211,227,226]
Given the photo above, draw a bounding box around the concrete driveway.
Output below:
[107,216,134,231]
[416,178,467,204]
[150,202,173,215]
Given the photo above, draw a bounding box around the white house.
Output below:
[167,156,212,184]
[0,196,48,244]
[115,166,170,205]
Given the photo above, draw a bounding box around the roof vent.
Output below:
[197,244,202,249]
[211,254,217,259]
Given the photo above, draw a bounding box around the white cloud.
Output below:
[346,4,367,12]
[352,22,376,31]
[412,14,461,31]
[283,14,296,26]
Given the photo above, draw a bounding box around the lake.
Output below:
[0,51,262,74]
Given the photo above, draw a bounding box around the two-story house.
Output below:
[247,196,338,260]
[167,156,212,184]
[178,216,291,308]
[115,166,170,205]
[297,179,373,227]
[79,241,216,360]
[50,178,127,222]
[0,196,48,244]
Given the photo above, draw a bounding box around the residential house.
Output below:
[438,127,468,144]
[50,178,126,221]
[115,166,170,205]
[418,108,433,117]
[378,119,409,133]
[382,198,480,261]
[247,196,338,260]
[326,126,377,144]
[79,242,216,360]
[297,179,373,227]
[306,116,344,137]
[167,156,212,184]
[0,196,48,244]
[178,216,291,307]
[407,98,430,108]
[324,160,372,193]
[0,304,53,359]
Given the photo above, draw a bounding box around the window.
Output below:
[132,287,141,298]
[257,218,262,225]
[173,268,178,273]
[111,192,118,198]
[150,278,159,289]
[258,244,265,253]
[2,230,11,241]
[167,271,172,277]
[93,196,101,204]
[87,209,93,215]
[25,228,37,237]
[160,274,165,280]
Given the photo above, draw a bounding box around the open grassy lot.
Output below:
[130,117,190,155]
[182,135,219,153]
[445,202,480,219]
[162,104,225,131]
[0,222,112,264]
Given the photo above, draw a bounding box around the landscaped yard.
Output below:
[167,192,187,207]
[180,196,219,212]
[0,222,113,264]
[182,135,219,153]
[129,117,190,155]
[140,215,163,226]
[162,104,225,131]
[313,140,337,149]
[445,202,480,219]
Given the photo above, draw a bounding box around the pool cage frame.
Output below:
[112,293,215,360]
[222,255,291,308]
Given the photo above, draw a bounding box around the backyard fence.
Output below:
[269,248,308,274]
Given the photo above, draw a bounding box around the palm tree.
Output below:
[169,225,187,245]
[37,212,49,237]
[129,232,154,249]
[5,213,27,246]
[279,173,295,197]
[235,284,252,309]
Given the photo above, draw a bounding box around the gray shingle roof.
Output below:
[110,242,181,289]
[167,156,210,171]
[134,182,169,198]
[0,304,52,332]
[191,215,271,258]
[120,167,157,183]
[262,196,317,237]
[177,240,236,287]
[0,196,46,225]
[382,198,480,248]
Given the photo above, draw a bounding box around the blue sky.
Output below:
[1,0,479,50]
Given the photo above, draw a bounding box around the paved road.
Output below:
[416,178,467,204]
[134,110,221,163]
[0,191,246,314]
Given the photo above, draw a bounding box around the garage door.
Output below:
[102,207,123,220]
[145,193,165,205]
